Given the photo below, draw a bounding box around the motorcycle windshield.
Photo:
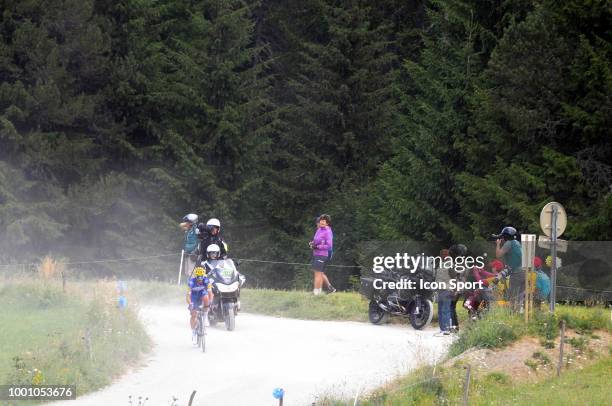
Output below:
[210,259,237,284]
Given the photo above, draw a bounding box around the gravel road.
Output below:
[51,305,451,405]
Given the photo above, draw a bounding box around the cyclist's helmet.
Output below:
[206,218,221,233]
[206,244,220,260]
[193,267,206,280]
[183,213,198,223]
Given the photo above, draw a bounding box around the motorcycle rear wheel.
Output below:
[368,300,389,325]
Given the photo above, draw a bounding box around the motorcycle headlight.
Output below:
[216,281,240,293]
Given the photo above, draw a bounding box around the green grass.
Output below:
[449,304,611,357]
[321,356,612,405]
[469,356,612,405]
[0,279,150,402]
[240,288,369,321]
[556,305,611,334]
[449,307,526,357]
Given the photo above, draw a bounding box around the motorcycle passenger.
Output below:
[187,267,212,341]
[197,218,228,262]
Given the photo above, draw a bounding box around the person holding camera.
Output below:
[180,213,200,278]
[494,226,523,309]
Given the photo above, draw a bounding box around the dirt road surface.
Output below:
[52,305,451,405]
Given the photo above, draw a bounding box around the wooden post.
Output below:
[61,270,66,293]
[188,390,196,406]
[463,365,471,406]
[557,320,566,376]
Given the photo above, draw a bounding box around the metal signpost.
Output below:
[540,202,567,313]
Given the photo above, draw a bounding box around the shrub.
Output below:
[449,307,524,356]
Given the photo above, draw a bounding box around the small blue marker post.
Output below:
[117,281,127,309]
[118,295,128,309]
[272,387,285,406]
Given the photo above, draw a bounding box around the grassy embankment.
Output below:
[0,267,150,403]
[320,304,612,405]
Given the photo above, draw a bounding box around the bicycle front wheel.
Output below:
[198,313,206,353]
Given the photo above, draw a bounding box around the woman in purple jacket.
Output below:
[309,214,336,294]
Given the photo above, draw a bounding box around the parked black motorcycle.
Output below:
[360,267,435,330]
[204,258,246,331]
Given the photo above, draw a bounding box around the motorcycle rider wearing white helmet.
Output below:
[197,218,228,262]
[202,243,222,273]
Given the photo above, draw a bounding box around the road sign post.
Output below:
[540,202,567,313]
[550,205,558,313]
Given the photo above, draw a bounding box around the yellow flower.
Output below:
[545,256,553,267]
[31,369,44,385]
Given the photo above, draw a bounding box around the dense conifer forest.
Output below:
[0,0,609,287]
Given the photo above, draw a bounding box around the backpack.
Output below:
[327,247,333,261]
[184,225,199,254]
[536,270,551,300]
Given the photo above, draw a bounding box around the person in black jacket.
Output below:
[197,218,228,265]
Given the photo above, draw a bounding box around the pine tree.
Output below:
[358,0,529,242]
[459,0,612,238]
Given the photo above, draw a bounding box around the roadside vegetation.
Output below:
[320,303,611,405]
[450,305,611,357]
[319,355,612,405]
[0,260,150,399]
[240,289,369,321]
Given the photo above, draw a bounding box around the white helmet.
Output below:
[183,213,198,223]
[206,244,221,259]
[206,218,221,229]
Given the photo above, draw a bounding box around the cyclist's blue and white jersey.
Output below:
[188,277,211,303]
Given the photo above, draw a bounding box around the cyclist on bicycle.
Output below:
[187,267,212,341]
